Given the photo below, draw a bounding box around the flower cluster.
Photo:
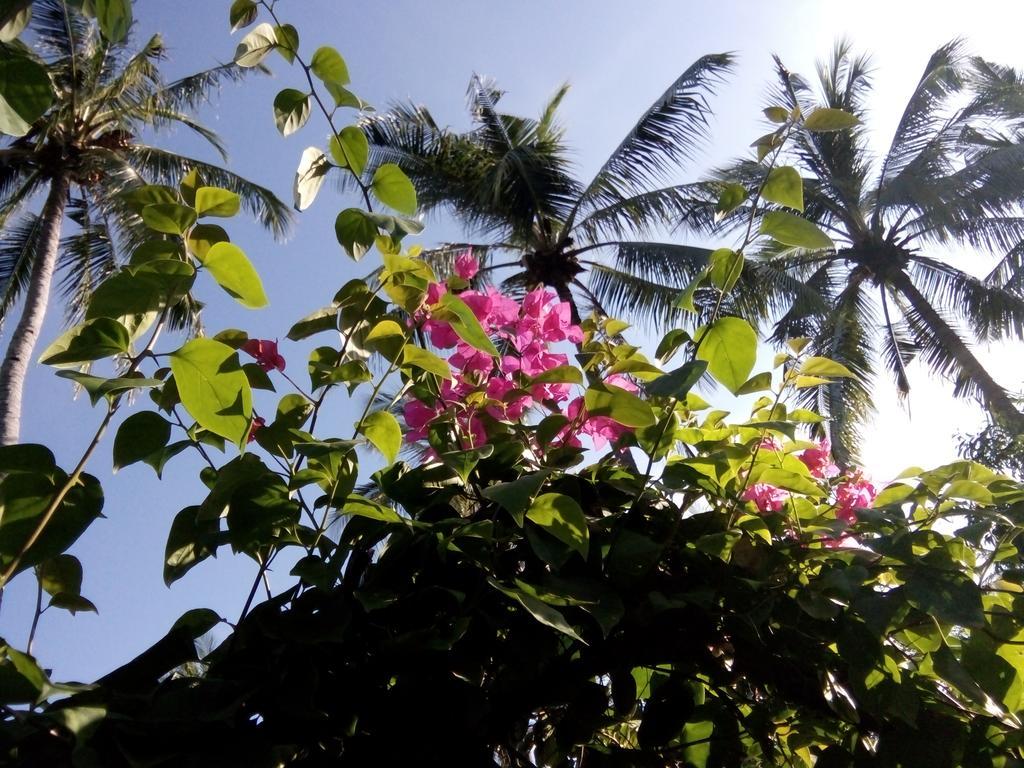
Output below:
[741,437,877,534]
[403,253,631,453]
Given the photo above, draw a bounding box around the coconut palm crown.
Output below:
[348,55,734,329]
[0,0,292,445]
[719,41,1024,465]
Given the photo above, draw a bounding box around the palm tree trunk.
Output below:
[0,174,70,445]
[890,270,1024,432]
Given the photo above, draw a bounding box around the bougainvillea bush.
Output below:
[3,3,1024,767]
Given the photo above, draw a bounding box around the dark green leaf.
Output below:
[0,48,52,136]
[335,207,378,261]
[273,88,311,137]
[113,411,171,470]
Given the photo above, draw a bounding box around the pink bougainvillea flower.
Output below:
[454,250,479,281]
[403,399,440,442]
[799,437,840,479]
[758,436,782,452]
[741,483,789,513]
[485,378,532,421]
[242,339,286,373]
[834,471,876,523]
[247,415,266,444]
[486,288,520,328]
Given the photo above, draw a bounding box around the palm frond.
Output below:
[0,214,45,327]
[125,145,292,239]
[892,270,1023,428]
[908,255,1024,341]
[876,40,968,190]
[57,197,117,323]
[571,182,722,244]
[793,275,875,467]
[568,54,733,224]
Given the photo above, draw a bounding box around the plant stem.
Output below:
[0,310,168,589]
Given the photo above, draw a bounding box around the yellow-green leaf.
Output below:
[200,242,268,309]
[372,163,417,215]
[359,410,401,464]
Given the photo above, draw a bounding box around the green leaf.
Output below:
[234,22,277,67]
[905,574,984,627]
[585,383,655,428]
[273,88,310,136]
[342,495,404,523]
[200,242,268,309]
[359,410,401,464]
[164,506,217,585]
[526,493,589,559]
[329,125,369,177]
[706,248,743,292]
[761,166,804,211]
[94,0,131,42]
[169,338,252,448]
[48,593,96,614]
[56,372,163,406]
[759,210,833,250]
[492,581,585,643]
[184,225,229,263]
[87,260,195,319]
[735,371,773,395]
[436,293,498,357]
[293,146,329,211]
[804,107,860,132]
[113,411,171,470]
[287,305,338,341]
[674,268,706,312]
[0,472,103,579]
[310,45,349,87]
[141,203,197,235]
[646,360,707,399]
[194,187,240,218]
[696,317,757,394]
[751,467,824,497]
[763,106,790,123]
[273,23,298,63]
[39,554,82,598]
[401,344,451,379]
[0,49,52,136]
[799,356,855,378]
[481,472,549,526]
[944,480,993,504]
[0,444,55,474]
[228,0,258,31]
[530,365,583,385]
[0,1,32,43]
[372,163,417,214]
[39,318,131,365]
[334,207,378,260]
[715,182,746,217]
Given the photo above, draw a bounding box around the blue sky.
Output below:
[1,0,1022,682]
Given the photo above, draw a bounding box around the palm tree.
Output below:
[350,57,734,328]
[719,41,1024,465]
[0,1,292,445]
